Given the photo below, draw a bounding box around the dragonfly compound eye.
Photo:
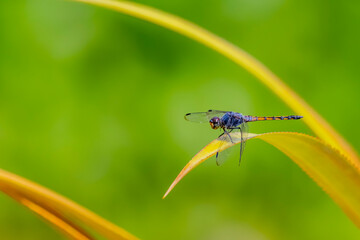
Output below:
[209,117,220,129]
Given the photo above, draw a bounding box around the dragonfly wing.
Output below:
[216,122,249,166]
[239,122,249,165]
[207,109,230,115]
[215,131,235,166]
[184,110,228,123]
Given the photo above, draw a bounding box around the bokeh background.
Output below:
[1,0,360,239]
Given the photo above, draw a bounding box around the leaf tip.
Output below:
[162,179,177,199]
[162,192,169,199]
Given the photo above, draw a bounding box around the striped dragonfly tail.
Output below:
[246,115,303,122]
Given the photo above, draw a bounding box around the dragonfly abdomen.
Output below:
[245,115,303,122]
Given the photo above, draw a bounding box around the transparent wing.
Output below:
[215,122,249,166]
[239,122,249,165]
[184,110,228,123]
[215,131,235,166]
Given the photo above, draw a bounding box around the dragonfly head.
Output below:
[209,117,221,129]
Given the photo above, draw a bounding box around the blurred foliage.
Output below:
[0,169,138,240]
[0,0,360,239]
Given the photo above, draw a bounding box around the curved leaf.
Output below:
[163,132,360,228]
[0,169,138,240]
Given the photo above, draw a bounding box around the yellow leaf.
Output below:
[163,132,360,228]
[0,169,138,240]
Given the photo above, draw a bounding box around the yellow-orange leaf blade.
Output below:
[0,169,138,240]
[164,132,360,228]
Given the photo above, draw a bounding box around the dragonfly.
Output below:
[185,110,303,166]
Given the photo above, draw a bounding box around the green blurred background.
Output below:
[0,0,360,239]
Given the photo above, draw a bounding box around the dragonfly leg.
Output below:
[216,132,224,160]
[217,129,234,143]
[224,129,234,143]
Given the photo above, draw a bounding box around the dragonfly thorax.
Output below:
[220,112,245,129]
